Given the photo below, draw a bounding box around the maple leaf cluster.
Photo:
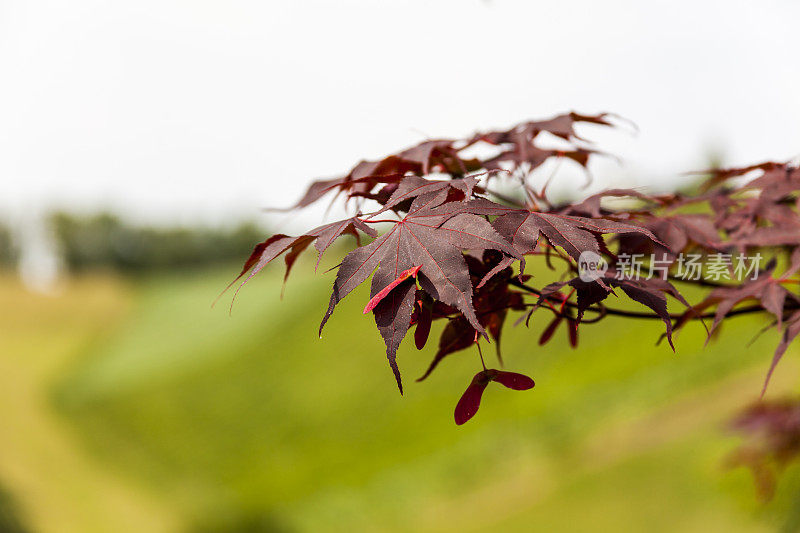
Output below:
[226,112,800,426]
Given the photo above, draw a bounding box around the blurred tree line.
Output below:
[0,484,28,533]
[0,225,16,267]
[49,212,266,274]
[0,213,267,274]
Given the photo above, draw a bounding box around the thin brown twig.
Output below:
[507,279,796,321]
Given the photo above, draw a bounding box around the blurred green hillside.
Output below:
[1,258,800,532]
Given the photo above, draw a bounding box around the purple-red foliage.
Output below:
[225,112,800,429]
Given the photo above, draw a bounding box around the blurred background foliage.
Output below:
[0,484,29,533]
[49,212,266,274]
[1,211,800,532]
[0,223,17,268]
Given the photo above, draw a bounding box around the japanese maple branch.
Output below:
[507,279,798,321]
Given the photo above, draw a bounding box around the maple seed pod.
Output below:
[490,370,536,391]
[454,373,490,426]
[363,265,422,314]
[454,369,535,425]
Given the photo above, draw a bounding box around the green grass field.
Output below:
[2,260,800,532]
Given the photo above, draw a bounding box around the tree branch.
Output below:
[507,279,797,321]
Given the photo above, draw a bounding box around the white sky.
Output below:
[1,0,799,230]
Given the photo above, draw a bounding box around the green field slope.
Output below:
[0,274,179,533]
[42,261,800,533]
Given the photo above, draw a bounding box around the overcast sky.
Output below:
[1,0,799,230]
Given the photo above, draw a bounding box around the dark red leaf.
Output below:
[493,210,659,261]
[418,317,475,381]
[320,184,520,343]
[539,316,562,345]
[414,294,433,350]
[762,310,800,397]
[567,317,579,348]
[372,276,417,394]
